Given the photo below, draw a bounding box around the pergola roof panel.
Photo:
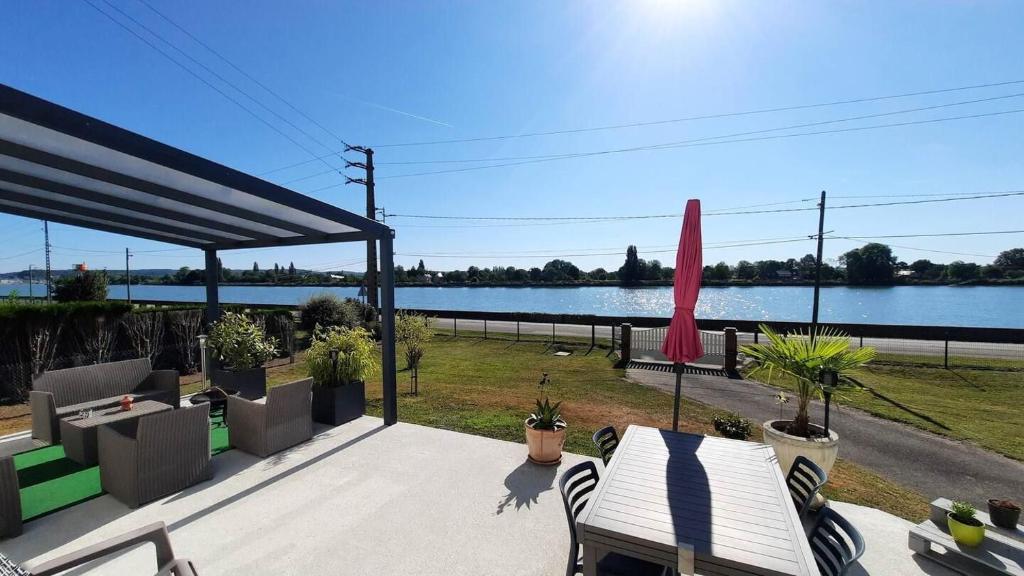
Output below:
[0,84,388,250]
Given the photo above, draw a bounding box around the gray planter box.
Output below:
[211,367,267,400]
[312,381,365,426]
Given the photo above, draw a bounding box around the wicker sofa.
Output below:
[30,358,180,445]
[227,378,313,457]
[98,403,211,508]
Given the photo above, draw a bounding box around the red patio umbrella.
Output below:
[661,199,704,431]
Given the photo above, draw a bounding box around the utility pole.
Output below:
[810,190,827,336]
[344,144,379,309]
[125,248,132,305]
[43,220,52,303]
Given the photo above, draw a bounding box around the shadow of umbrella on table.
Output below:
[661,199,704,432]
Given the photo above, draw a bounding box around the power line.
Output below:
[830,238,995,259]
[833,230,1024,240]
[376,108,1024,179]
[368,79,1024,148]
[81,0,342,174]
[0,248,43,261]
[134,0,349,150]
[388,190,1024,225]
[396,238,813,259]
[374,91,1024,166]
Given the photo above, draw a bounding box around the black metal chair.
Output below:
[558,461,669,576]
[786,455,828,518]
[807,507,865,576]
[591,426,619,466]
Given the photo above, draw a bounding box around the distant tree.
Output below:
[466,266,480,281]
[589,267,608,281]
[840,243,896,284]
[659,266,674,280]
[541,259,581,282]
[417,259,427,274]
[734,260,757,280]
[754,260,784,280]
[946,260,981,281]
[981,264,1004,280]
[528,267,543,282]
[288,262,297,276]
[710,261,731,281]
[53,271,108,302]
[797,254,817,278]
[252,262,259,272]
[216,258,226,282]
[994,248,1024,273]
[510,268,529,282]
[909,259,944,280]
[394,265,407,283]
[445,269,467,282]
[645,259,663,281]
[618,245,643,285]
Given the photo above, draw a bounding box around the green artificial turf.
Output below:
[14,415,231,521]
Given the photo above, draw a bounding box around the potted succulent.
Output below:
[208,312,278,400]
[305,325,379,425]
[525,398,566,465]
[947,500,986,547]
[742,324,875,475]
[988,499,1021,530]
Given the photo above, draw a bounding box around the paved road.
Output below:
[429,319,1023,361]
[627,368,1024,506]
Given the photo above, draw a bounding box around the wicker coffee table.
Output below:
[59,401,173,466]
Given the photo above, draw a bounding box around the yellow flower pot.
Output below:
[947,513,986,547]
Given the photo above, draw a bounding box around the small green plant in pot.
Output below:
[208,312,278,399]
[947,500,986,547]
[305,325,380,425]
[525,397,566,466]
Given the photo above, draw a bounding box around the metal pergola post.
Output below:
[204,249,220,325]
[379,232,398,426]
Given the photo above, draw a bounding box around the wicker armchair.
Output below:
[227,378,313,458]
[98,404,211,508]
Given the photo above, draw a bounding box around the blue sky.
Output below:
[1,0,1022,274]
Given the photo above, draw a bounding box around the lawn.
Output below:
[267,332,929,521]
[744,360,1024,461]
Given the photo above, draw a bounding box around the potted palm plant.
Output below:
[305,325,379,425]
[948,500,986,546]
[525,398,566,465]
[208,312,278,399]
[742,324,875,475]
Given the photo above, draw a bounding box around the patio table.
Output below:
[577,425,819,576]
[59,400,173,466]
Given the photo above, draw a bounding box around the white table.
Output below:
[577,425,819,576]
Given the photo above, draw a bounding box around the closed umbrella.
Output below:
[661,199,704,431]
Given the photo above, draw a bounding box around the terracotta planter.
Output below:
[525,418,565,465]
[947,513,986,547]
[762,420,839,475]
[312,381,365,426]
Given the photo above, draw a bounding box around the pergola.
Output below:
[0,83,398,425]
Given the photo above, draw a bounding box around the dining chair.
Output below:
[591,426,619,466]
[558,461,669,576]
[807,507,865,576]
[786,455,828,517]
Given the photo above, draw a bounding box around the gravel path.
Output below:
[627,368,1024,506]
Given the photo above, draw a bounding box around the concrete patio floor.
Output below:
[0,417,957,575]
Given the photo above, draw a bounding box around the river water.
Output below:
[3,283,1021,328]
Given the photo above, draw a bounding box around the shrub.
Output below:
[305,325,379,387]
[395,312,432,370]
[299,293,352,331]
[713,415,752,440]
[53,271,108,302]
[207,312,278,371]
[167,309,204,374]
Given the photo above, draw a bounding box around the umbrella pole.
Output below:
[672,363,682,432]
